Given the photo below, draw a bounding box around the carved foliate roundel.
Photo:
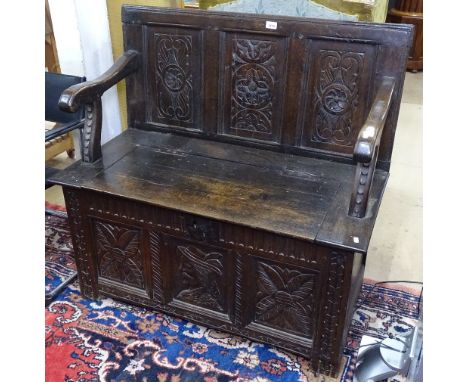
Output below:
[234,64,272,109]
[162,64,187,92]
[155,34,193,122]
[322,84,351,115]
[310,49,364,147]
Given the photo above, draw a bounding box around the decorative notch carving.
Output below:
[318,252,347,375]
[174,245,226,313]
[255,261,317,338]
[311,50,364,147]
[150,231,163,303]
[63,189,96,298]
[349,161,375,218]
[155,34,194,123]
[82,99,102,163]
[93,221,145,290]
[230,39,276,135]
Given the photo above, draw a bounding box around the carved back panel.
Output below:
[123,6,412,170]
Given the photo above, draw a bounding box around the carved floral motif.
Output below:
[231,39,276,134]
[155,34,193,122]
[255,262,316,337]
[312,50,364,146]
[174,245,225,312]
[94,221,145,289]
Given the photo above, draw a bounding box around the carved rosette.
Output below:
[231,39,276,134]
[174,245,225,313]
[255,261,317,338]
[312,50,364,146]
[155,34,193,122]
[93,221,145,290]
[63,189,96,298]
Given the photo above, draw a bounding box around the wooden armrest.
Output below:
[59,50,139,112]
[354,77,395,163]
[58,50,139,163]
[348,77,395,218]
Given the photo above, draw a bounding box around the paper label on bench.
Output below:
[266,21,278,30]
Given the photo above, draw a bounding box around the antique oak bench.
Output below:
[50,6,413,376]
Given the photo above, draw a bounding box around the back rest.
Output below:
[45,72,85,123]
[123,6,413,170]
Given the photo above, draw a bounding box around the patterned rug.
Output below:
[45,211,76,302]
[45,216,421,382]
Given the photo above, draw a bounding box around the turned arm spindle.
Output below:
[348,77,395,218]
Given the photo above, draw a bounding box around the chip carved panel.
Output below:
[171,242,227,314]
[93,220,145,290]
[231,39,276,134]
[222,35,286,143]
[254,261,318,338]
[312,50,364,147]
[155,34,194,123]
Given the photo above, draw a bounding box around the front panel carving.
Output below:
[301,42,376,155]
[93,220,145,290]
[253,260,318,338]
[175,245,224,311]
[221,35,287,143]
[163,236,232,317]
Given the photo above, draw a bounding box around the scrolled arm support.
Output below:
[58,50,139,163]
[348,77,395,218]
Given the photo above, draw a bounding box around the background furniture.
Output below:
[387,0,423,72]
[207,0,358,20]
[198,0,390,22]
[45,72,85,189]
[45,0,78,163]
[45,0,60,73]
[51,6,413,376]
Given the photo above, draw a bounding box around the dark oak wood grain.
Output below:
[49,6,412,377]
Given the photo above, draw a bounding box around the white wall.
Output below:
[49,0,122,150]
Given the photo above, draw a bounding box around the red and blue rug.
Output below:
[45,211,76,302]
[45,213,421,381]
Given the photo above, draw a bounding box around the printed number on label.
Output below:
[266,21,277,30]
